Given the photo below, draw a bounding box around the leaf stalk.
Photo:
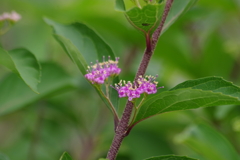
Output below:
[97,86,119,128]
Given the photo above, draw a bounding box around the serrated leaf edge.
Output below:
[133,87,240,126]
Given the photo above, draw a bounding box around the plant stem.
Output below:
[145,33,152,52]
[137,94,147,109]
[98,87,119,128]
[135,0,142,8]
[106,1,174,159]
[106,82,110,99]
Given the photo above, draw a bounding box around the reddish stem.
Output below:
[145,33,152,52]
[106,1,174,160]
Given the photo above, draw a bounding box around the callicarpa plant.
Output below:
[45,0,240,160]
[1,0,240,160]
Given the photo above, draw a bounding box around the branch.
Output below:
[106,1,174,160]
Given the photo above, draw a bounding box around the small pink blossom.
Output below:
[112,75,164,101]
[85,56,121,84]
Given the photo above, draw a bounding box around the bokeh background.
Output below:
[0,0,240,160]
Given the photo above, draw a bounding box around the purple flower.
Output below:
[113,75,163,101]
[85,56,121,84]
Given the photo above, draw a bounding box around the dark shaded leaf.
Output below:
[0,63,76,116]
[175,123,239,160]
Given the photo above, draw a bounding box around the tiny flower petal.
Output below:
[84,56,121,84]
[112,75,163,101]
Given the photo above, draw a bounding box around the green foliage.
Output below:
[133,77,240,124]
[45,18,120,116]
[0,63,76,116]
[126,3,165,35]
[125,0,198,36]
[144,155,198,160]
[0,47,41,93]
[1,0,240,160]
[170,76,239,92]
[175,123,239,160]
[59,152,73,160]
[44,18,115,65]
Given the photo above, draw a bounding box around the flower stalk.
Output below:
[106,0,174,159]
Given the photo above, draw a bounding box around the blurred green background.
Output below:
[0,0,240,160]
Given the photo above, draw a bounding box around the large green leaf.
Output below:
[45,18,119,117]
[126,3,165,35]
[162,0,198,34]
[0,63,76,116]
[170,76,239,93]
[175,123,239,160]
[0,47,41,93]
[133,77,240,125]
[59,152,73,160]
[144,155,198,160]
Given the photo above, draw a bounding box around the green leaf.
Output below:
[170,76,240,93]
[175,123,239,160]
[0,47,41,93]
[0,63,76,116]
[162,0,198,34]
[133,77,240,125]
[126,3,165,35]
[144,155,198,160]
[44,18,115,64]
[44,18,119,117]
[98,158,109,160]
[59,152,73,160]
[115,0,126,11]
[125,0,197,36]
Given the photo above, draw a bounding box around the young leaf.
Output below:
[175,122,239,160]
[144,155,198,160]
[0,47,41,93]
[0,63,76,116]
[162,0,198,34]
[132,77,240,125]
[126,3,165,35]
[115,0,126,12]
[59,152,73,160]
[44,18,119,119]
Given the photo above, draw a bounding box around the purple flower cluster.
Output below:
[85,56,121,84]
[113,75,163,101]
